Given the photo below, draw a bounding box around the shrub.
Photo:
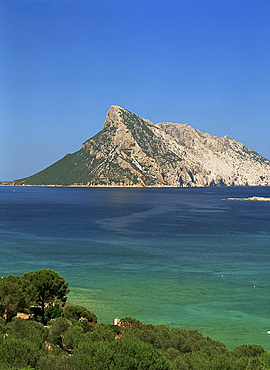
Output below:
[47,317,72,347]
[71,339,172,369]
[44,304,63,322]
[63,305,97,323]
[0,336,40,369]
[7,318,48,349]
[37,347,71,370]
[231,344,265,358]
[85,324,116,342]
[62,325,85,350]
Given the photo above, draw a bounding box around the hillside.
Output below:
[13,105,270,187]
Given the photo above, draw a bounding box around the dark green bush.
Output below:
[0,336,40,369]
[37,346,71,370]
[85,323,116,342]
[63,305,97,323]
[7,318,48,349]
[231,344,265,358]
[47,317,72,347]
[44,304,63,322]
[71,339,172,369]
[62,325,85,350]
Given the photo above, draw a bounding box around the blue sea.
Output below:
[0,185,270,350]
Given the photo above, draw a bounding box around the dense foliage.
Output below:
[1,270,270,369]
[0,269,69,324]
[24,269,70,324]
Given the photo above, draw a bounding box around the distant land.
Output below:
[9,105,270,187]
[227,197,270,201]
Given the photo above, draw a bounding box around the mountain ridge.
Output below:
[12,105,270,187]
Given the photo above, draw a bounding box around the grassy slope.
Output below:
[14,149,91,186]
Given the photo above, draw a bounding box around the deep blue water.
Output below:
[0,186,270,349]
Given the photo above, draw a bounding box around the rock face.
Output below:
[14,105,270,187]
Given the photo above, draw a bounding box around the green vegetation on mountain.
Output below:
[14,148,140,187]
[13,149,91,186]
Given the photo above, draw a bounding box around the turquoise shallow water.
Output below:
[0,186,270,350]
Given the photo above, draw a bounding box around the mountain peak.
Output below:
[102,105,127,130]
[107,104,124,113]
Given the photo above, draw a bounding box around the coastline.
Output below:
[1,183,270,189]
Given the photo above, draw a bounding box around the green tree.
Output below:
[24,269,69,324]
[37,350,71,370]
[71,339,172,369]
[62,325,85,350]
[85,324,115,342]
[0,336,40,369]
[0,316,6,334]
[47,317,71,348]
[44,304,63,322]
[173,353,193,370]
[7,318,48,349]
[63,305,97,324]
[121,316,143,329]
[0,275,32,323]
[231,344,265,358]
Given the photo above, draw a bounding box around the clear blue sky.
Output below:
[1,0,270,181]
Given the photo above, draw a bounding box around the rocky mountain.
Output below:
[13,105,270,187]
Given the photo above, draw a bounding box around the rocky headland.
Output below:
[12,105,270,187]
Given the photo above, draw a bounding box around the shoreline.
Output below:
[1,183,270,189]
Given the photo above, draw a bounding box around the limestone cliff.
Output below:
[13,105,270,187]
